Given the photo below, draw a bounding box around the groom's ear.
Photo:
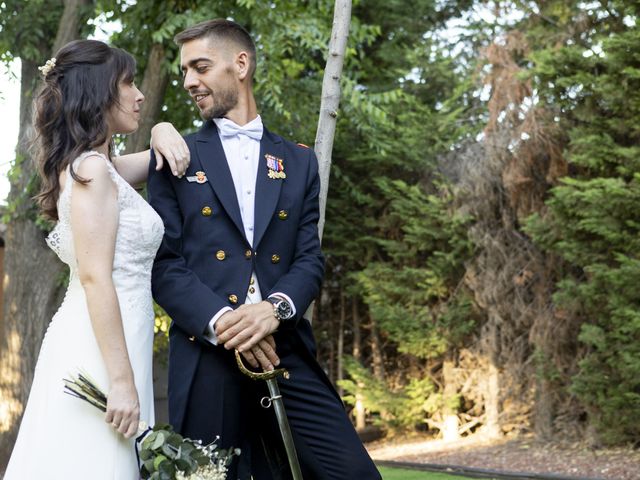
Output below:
[236,51,251,81]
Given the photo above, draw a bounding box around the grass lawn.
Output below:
[378,465,470,480]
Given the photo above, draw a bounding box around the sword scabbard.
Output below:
[235,350,303,480]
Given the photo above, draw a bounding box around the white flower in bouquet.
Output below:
[174,462,227,480]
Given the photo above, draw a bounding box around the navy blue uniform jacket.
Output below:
[148,120,325,432]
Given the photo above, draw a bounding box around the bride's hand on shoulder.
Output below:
[112,123,189,185]
[151,122,190,177]
[105,378,140,439]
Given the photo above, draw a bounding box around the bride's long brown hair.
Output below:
[33,39,136,220]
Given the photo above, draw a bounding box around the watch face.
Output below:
[277,301,293,320]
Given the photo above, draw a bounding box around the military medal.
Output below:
[186,171,208,183]
[265,154,286,179]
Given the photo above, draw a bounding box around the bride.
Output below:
[4,39,188,479]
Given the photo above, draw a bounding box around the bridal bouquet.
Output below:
[63,371,239,480]
[138,424,238,480]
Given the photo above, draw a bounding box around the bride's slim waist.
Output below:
[44,282,153,341]
[63,278,153,306]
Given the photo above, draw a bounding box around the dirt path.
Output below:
[367,436,640,479]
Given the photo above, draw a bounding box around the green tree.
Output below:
[320,0,485,437]
[525,3,640,442]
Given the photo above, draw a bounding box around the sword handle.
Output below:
[234,349,290,381]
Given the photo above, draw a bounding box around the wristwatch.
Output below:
[267,297,294,322]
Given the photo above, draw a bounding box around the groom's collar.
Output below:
[197,119,282,144]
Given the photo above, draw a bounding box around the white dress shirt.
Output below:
[205,115,295,343]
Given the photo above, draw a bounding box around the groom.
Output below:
[148,19,381,480]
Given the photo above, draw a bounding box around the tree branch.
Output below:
[52,0,92,54]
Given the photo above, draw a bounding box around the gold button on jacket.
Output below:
[278,210,288,220]
[201,206,212,216]
[271,254,280,264]
[228,294,238,304]
[245,249,252,259]
[216,250,226,261]
[188,335,196,342]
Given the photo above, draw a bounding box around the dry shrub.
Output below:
[436,29,581,438]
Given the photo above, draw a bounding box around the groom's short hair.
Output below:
[174,19,257,78]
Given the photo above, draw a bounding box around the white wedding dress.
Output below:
[4,152,164,479]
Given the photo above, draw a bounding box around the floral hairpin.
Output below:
[38,57,57,77]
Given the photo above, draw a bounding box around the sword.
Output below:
[235,350,303,480]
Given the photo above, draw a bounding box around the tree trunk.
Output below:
[52,0,91,53]
[532,310,556,440]
[321,287,335,382]
[369,314,385,381]
[124,43,170,154]
[305,0,352,323]
[0,59,67,471]
[352,300,365,430]
[315,0,352,241]
[336,288,345,396]
[0,240,4,336]
[483,361,501,438]
[534,378,554,440]
[0,1,89,469]
[441,354,460,441]
[482,312,502,438]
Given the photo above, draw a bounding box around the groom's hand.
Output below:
[216,302,280,366]
[240,335,278,371]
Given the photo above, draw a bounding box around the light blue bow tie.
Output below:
[217,119,263,141]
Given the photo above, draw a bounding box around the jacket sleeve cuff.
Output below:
[203,307,233,345]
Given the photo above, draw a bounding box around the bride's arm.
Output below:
[71,155,140,439]
[113,122,190,186]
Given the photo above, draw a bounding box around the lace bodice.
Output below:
[46,151,164,293]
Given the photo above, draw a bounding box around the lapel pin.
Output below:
[265,154,286,179]
[186,171,208,183]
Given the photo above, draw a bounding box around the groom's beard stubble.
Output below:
[199,86,239,121]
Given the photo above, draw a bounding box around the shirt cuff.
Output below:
[204,307,233,345]
[269,292,297,317]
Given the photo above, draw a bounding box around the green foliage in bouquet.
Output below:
[139,424,238,480]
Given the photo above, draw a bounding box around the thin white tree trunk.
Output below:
[306,0,352,323]
[315,0,352,241]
